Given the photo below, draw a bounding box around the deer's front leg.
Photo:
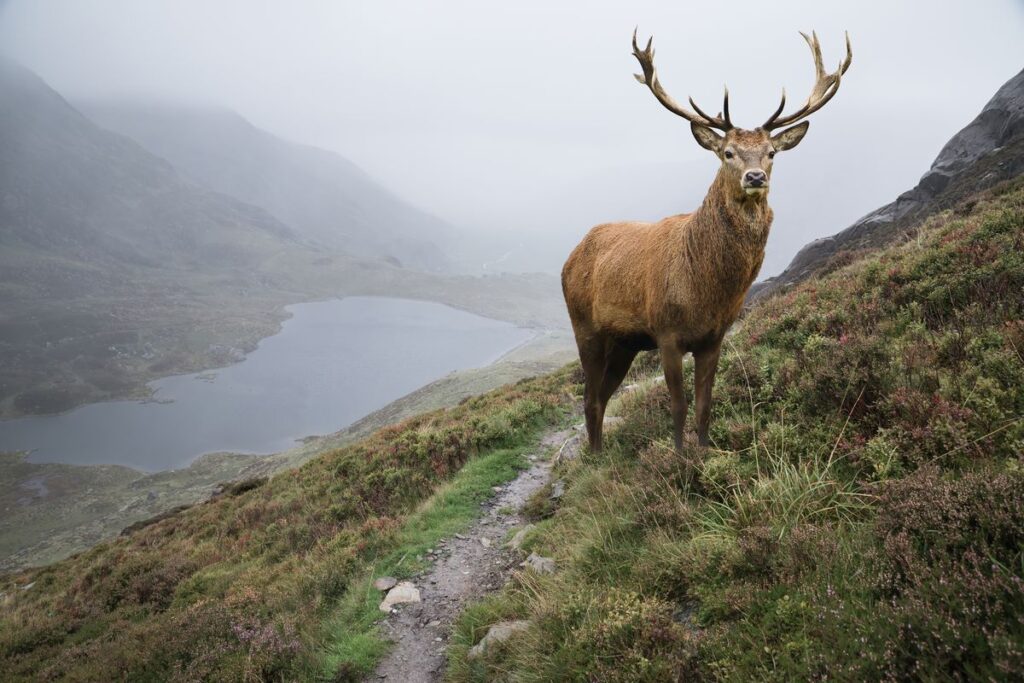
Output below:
[659,341,688,455]
[694,341,723,447]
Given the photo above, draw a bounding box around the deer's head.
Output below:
[632,30,852,200]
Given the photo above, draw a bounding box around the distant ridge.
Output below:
[80,101,461,272]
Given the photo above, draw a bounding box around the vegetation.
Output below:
[0,368,575,681]
[447,179,1024,681]
[2,179,1021,681]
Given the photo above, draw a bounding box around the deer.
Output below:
[561,29,851,459]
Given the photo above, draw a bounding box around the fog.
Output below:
[2,0,1022,276]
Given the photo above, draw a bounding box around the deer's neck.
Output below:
[675,169,773,298]
[694,169,773,251]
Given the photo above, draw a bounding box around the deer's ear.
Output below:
[770,121,810,152]
[691,123,723,152]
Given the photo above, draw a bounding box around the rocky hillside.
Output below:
[81,101,460,272]
[1,176,1021,682]
[751,67,1024,301]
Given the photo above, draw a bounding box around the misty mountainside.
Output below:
[0,58,568,418]
[751,66,1024,300]
[80,101,459,272]
[0,58,312,296]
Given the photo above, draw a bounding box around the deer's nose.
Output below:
[743,170,767,187]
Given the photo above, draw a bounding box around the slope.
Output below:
[80,101,459,272]
[751,66,1024,301]
[446,177,1024,682]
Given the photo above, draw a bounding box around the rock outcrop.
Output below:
[750,68,1024,301]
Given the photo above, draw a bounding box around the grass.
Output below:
[320,431,568,679]
[446,178,1024,681]
[0,368,576,681]
[2,178,1021,681]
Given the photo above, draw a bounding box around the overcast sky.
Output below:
[2,1,1022,276]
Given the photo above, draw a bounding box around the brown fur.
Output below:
[562,127,793,455]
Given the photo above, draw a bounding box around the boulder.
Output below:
[378,581,421,612]
[508,524,535,550]
[521,553,556,575]
[468,620,531,658]
[373,576,398,591]
[554,433,582,465]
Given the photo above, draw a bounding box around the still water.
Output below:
[0,297,531,471]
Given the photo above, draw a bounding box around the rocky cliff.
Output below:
[750,67,1024,301]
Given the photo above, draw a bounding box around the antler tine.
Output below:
[722,86,732,129]
[763,31,852,131]
[631,28,731,131]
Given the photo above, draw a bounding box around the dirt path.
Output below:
[369,426,573,682]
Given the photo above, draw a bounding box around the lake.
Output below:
[0,297,532,471]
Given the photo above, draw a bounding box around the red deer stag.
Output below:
[562,29,851,456]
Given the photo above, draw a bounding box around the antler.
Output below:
[632,28,732,131]
[762,31,852,131]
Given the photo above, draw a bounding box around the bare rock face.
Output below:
[468,620,531,658]
[751,67,1024,302]
[378,581,421,612]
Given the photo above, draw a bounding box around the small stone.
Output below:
[492,486,503,492]
[428,620,441,627]
[554,433,582,465]
[550,479,565,500]
[521,553,556,575]
[621,383,640,393]
[435,637,443,642]
[378,581,421,612]
[468,620,531,658]
[508,524,535,550]
[455,533,467,539]
[373,576,398,591]
[480,537,492,548]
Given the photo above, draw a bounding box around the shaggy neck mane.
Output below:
[697,167,773,248]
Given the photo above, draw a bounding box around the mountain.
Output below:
[79,101,460,272]
[0,59,309,296]
[0,57,357,415]
[750,67,1024,301]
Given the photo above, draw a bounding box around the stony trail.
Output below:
[369,426,575,682]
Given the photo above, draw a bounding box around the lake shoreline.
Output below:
[1,297,535,471]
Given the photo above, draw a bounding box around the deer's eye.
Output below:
[723,150,734,159]
[768,150,776,159]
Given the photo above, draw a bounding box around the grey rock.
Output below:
[378,581,421,612]
[468,620,531,658]
[373,576,398,591]
[554,433,582,465]
[550,479,565,500]
[751,67,1024,303]
[521,553,556,575]
[508,524,535,550]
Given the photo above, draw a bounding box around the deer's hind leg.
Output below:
[599,341,638,407]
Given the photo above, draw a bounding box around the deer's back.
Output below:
[562,214,693,337]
